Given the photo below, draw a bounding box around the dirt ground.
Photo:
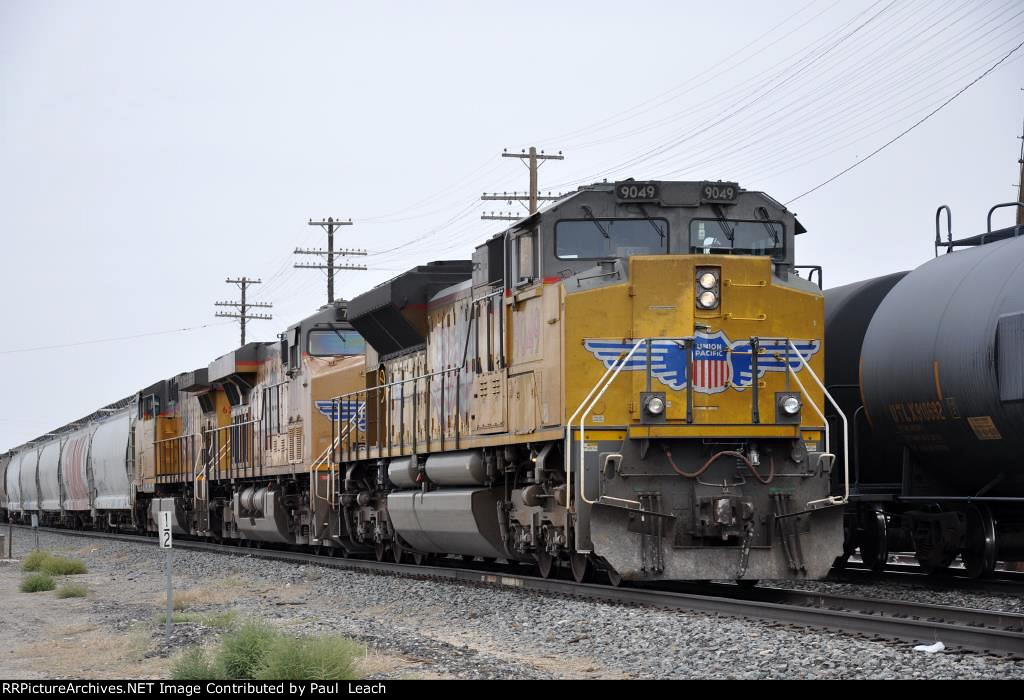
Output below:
[0,551,171,679]
[0,538,418,680]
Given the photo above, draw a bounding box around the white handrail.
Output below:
[577,339,645,509]
[786,340,849,507]
[563,342,639,512]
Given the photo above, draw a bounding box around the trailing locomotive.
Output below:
[827,202,1024,577]
[1,179,845,582]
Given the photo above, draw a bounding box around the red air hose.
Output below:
[662,447,775,484]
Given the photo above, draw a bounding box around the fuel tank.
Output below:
[859,233,1024,495]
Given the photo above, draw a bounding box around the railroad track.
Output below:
[8,524,1024,657]
[836,562,1024,596]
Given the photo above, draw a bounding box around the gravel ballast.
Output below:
[3,529,1024,679]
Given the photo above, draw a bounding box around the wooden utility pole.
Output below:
[295,217,367,304]
[482,146,564,221]
[215,277,272,346]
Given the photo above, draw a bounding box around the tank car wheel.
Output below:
[375,541,388,562]
[570,552,592,584]
[962,504,997,579]
[392,540,408,564]
[535,550,555,579]
[859,508,889,573]
[412,551,427,566]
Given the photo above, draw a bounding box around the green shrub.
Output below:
[171,647,224,681]
[172,620,363,681]
[40,555,88,576]
[219,621,278,679]
[56,582,88,598]
[160,609,238,629]
[255,635,362,681]
[20,573,56,592]
[22,550,50,572]
[204,610,238,629]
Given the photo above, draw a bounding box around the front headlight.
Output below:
[697,290,718,308]
[646,396,666,415]
[780,395,801,415]
[698,271,717,289]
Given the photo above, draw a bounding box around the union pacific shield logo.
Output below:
[583,332,819,394]
[315,399,367,431]
[690,331,732,394]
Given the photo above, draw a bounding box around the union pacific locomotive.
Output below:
[1,180,844,582]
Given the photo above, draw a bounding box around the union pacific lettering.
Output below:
[888,400,947,424]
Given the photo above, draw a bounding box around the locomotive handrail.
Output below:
[575,338,656,513]
[786,340,849,507]
[310,403,362,519]
[564,342,641,516]
[328,365,463,459]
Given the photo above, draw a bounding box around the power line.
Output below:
[786,37,1024,205]
[214,277,273,346]
[655,8,1024,185]
[0,322,232,356]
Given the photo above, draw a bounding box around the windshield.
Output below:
[689,219,784,258]
[555,218,668,259]
[307,329,366,357]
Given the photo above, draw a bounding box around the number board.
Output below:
[159,511,173,549]
[615,181,660,202]
[700,182,739,203]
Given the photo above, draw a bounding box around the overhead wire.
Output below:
[784,36,1024,204]
[652,1,1022,182]
[0,321,235,356]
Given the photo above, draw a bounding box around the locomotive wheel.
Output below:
[570,552,592,583]
[859,508,889,573]
[962,504,997,579]
[535,550,555,579]
[375,541,388,562]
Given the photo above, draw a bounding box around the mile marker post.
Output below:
[160,510,173,645]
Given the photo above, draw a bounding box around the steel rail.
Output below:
[837,562,1024,596]
[10,524,1024,657]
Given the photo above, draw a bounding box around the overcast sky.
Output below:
[2,0,1022,450]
